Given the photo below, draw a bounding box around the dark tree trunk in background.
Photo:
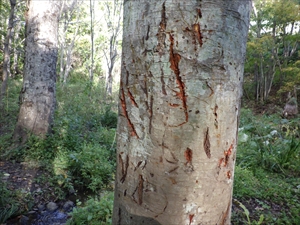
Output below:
[13,0,62,143]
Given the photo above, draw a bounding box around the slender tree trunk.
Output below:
[12,20,21,77]
[0,0,16,111]
[89,0,94,82]
[59,17,67,82]
[112,1,250,224]
[13,0,62,143]
[104,0,122,96]
[254,62,260,101]
[259,54,264,102]
[63,11,80,83]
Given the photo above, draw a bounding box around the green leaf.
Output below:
[258,214,264,225]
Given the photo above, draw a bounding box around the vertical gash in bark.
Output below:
[169,34,188,126]
[113,1,250,224]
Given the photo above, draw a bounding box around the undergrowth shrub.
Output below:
[100,105,118,128]
[237,108,300,175]
[66,192,114,225]
[1,80,117,195]
[68,143,114,192]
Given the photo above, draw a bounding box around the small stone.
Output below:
[38,204,45,211]
[69,187,75,194]
[63,200,75,212]
[20,215,29,225]
[55,211,67,220]
[46,202,58,212]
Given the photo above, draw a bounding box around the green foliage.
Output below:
[233,199,264,225]
[66,192,114,225]
[278,60,300,95]
[0,174,34,223]
[100,105,118,128]
[237,108,300,174]
[19,82,118,192]
[244,0,300,102]
[233,108,300,224]
[0,176,18,223]
[68,143,114,192]
[1,79,117,212]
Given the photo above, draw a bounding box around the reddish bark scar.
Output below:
[220,199,231,225]
[127,89,138,107]
[169,34,188,124]
[120,82,139,138]
[224,143,233,167]
[169,103,180,107]
[227,170,231,179]
[185,148,193,164]
[192,23,203,47]
[189,214,194,225]
[218,158,224,168]
[218,143,234,168]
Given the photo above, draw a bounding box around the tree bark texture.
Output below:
[113,1,250,224]
[13,0,61,142]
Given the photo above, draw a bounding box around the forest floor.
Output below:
[0,157,295,225]
[0,160,75,225]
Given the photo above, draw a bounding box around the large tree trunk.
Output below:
[112,1,250,224]
[13,0,61,143]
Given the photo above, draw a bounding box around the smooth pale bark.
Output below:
[113,0,250,224]
[13,0,61,143]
